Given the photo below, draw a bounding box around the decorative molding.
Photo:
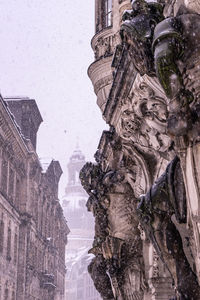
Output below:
[94,33,120,61]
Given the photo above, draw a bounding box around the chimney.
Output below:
[5,97,43,150]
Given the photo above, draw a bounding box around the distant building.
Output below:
[0,96,69,300]
[62,148,101,300]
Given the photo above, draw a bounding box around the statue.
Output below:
[120,0,200,137]
[137,156,200,299]
[120,0,164,76]
[120,0,200,295]
[80,162,115,299]
[88,255,115,300]
[80,133,147,300]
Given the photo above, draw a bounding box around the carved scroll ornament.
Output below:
[117,81,171,156]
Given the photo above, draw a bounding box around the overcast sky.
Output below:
[0,0,107,196]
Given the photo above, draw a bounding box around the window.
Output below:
[104,0,112,27]
[6,225,11,261]
[15,177,21,209]
[14,232,18,264]
[8,168,14,201]
[1,160,8,196]
[0,219,4,253]
[96,0,112,32]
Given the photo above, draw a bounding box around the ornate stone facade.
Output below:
[0,96,69,300]
[81,0,200,299]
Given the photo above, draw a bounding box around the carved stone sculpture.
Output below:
[117,80,172,156]
[119,1,200,296]
[102,166,147,299]
[120,0,200,139]
[137,156,200,299]
[152,6,200,138]
[88,255,115,300]
[152,12,200,137]
[80,162,109,251]
[120,0,164,76]
[87,0,200,298]
[80,134,147,300]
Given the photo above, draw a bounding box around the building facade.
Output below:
[62,148,101,300]
[0,96,69,300]
[80,0,200,299]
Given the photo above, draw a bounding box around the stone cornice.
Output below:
[103,47,137,124]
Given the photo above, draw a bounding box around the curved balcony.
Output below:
[88,27,120,112]
[88,56,113,112]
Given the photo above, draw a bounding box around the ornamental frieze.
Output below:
[94,33,120,61]
[116,75,172,159]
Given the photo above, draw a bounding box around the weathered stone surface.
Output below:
[86,0,200,299]
[80,131,148,300]
[137,156,200,298]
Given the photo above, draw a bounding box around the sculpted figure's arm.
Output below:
[137,157,200,299]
